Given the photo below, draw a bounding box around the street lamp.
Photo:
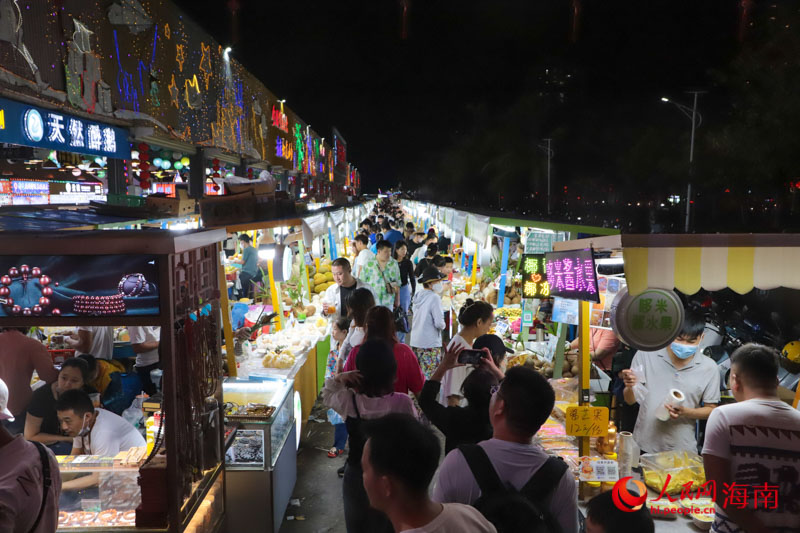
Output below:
[538,138,554,215]
[661,92,704,232]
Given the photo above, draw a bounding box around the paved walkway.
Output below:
[280,401,347,533]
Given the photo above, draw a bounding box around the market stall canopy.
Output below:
[302,212,328,247]
[466,213,492,245]
[553,234,800,297]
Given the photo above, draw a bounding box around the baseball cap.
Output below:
[0,377,14,421]
[473,334,514,357]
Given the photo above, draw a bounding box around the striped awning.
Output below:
[621,234,800,296]
[553,233,800,297]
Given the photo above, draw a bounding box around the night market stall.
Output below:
[0,228,228,533]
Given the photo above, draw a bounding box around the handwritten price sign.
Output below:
[565,406,609,437]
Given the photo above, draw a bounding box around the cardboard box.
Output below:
[145,188,196,216]
[199,191,256,226]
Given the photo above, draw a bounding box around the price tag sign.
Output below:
[579,457,619,482]
[494,320,510,338]
[565,406,609,437]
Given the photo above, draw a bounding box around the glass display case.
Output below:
[222,377,297,533]
[56,456,142,529]
[222,377,294,468]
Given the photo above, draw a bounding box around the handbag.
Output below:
[394,305,410,333]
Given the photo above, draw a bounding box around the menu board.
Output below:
[544,249,600,303]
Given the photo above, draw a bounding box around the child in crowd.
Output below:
[326,317,351,458]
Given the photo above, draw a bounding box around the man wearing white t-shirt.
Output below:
[56,389,144,492]
[353,234,375,279]
[362,413,496,533]
[128,326,161,395]
[702,344,800,533]
[67,326,114,360]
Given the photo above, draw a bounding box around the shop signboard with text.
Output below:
[544,248,600,303]
[0,96,130,159]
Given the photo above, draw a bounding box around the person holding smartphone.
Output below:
[418,342,505,453]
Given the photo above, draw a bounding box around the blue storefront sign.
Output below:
[0,96,130,159]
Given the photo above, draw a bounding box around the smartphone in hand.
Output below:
[457,349,486,365]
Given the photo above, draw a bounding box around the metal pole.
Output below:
[545,138,552,215]
[685,92,699,233]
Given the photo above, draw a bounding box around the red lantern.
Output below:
[51,308,61,316]
[138,142,149,152]
[39,275,51,287]
[139,152,150,162]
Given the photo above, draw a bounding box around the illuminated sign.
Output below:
[544,249,599,303]
[0,179,105,205]
[275,137,293,161]
[521,254,550,298]
[23,109,44,142]
[272,105,288,133]
[333,127,347,173]
[0,96,130,159]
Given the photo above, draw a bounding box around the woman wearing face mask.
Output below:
[409,267,448,378]
[24,357,97,455]
[439,299,494,406]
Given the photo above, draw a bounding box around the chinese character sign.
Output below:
[0,96,129,159]
[565,406,609,437]
[544,249,600,303]
[521,254,550,298]
[611,288,684,351]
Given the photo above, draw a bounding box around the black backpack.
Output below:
[459,444,567,533]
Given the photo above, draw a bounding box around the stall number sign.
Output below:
[544,249,600,303]
[565,406,609,437]
[522,254,550,298]
[0,96,130,159]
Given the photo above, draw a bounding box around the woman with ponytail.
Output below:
[439,299,494,406]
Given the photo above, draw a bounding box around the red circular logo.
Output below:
[612,477,647,512]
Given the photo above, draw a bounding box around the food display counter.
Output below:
[223,377,297,533]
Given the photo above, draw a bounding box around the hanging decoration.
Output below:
[175,43,185,72]
[199,42,213,89]
[168,74,179,108]
[184,74,202,108]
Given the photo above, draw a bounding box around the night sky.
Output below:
[175,0,742,192]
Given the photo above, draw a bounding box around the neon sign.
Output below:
[522,254,550,298]
[4,96,130,158]
[272,106,288,133]
[544,249,599,303]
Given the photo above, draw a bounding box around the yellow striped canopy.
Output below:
[554,234,800,297]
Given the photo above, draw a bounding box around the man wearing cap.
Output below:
[0,377,62,532]
[410,267,448,378]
